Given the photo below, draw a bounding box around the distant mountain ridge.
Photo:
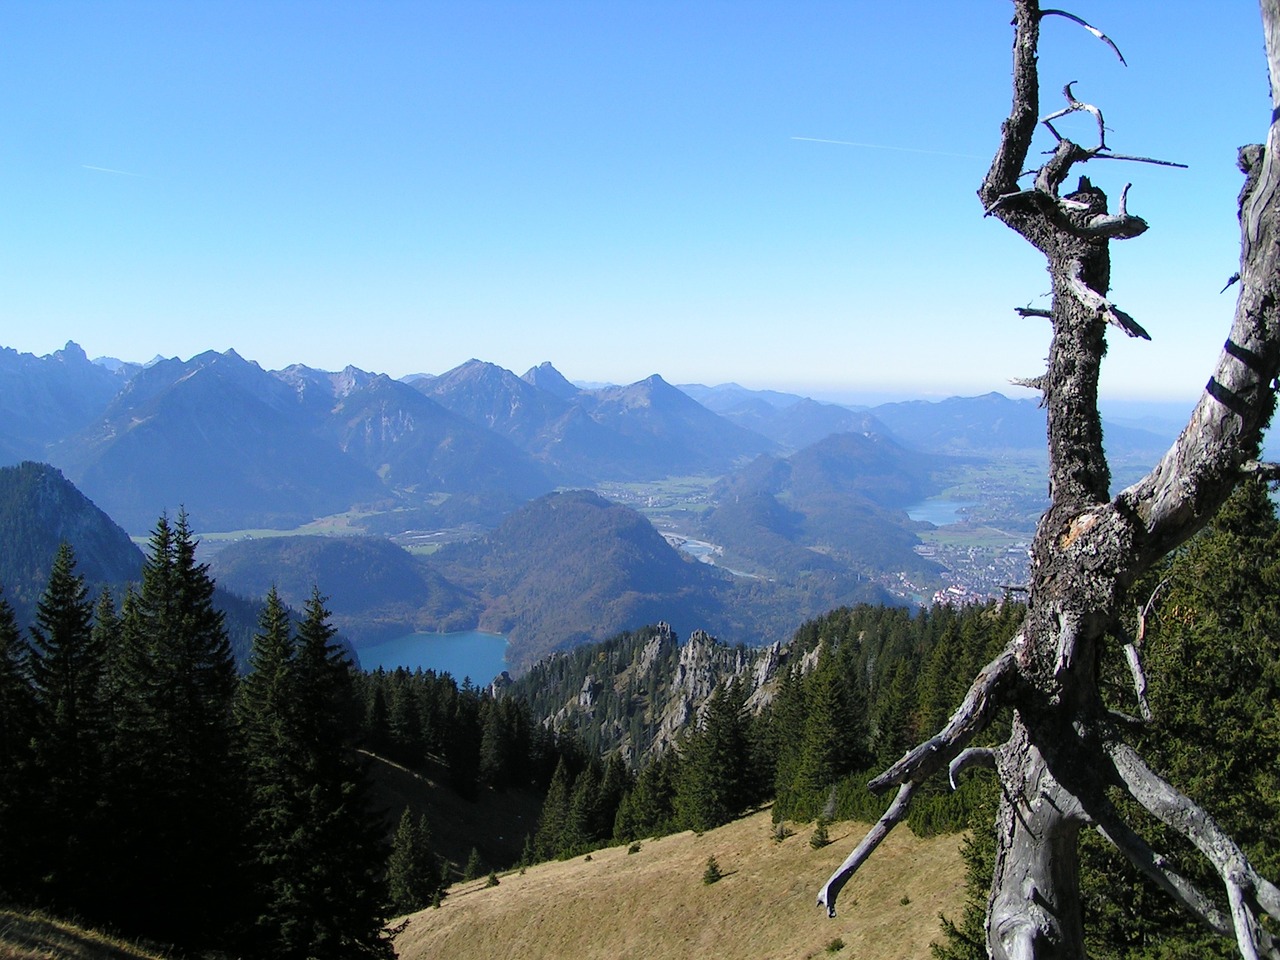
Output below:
[3,345,787,533]
[420,360,776,482]
[0,340,1176,665]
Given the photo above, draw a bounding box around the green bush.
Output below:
[810,817,831,849]
[702,855,722,885]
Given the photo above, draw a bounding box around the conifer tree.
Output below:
[463,846,484,881]
[108,513,244,948]
[0,588,36,897]
[1080,477,1280,959]
[784,646,867,820]
[387,809,440,916]
[595,752,632,840]
[614,749,681,841]
[444,682,483,798]
[563,758,601,855]
[242,587,391,960]
[674,678,751,833]
[27,542,107,907]
[769,664,809,822]
[534,756,573,860]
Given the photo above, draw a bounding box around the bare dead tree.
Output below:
[816,3,1280,958]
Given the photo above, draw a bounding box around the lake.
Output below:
[906,498,976,526]
[354,630,510,684]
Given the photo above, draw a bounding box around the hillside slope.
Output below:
[394,808,963,960]
[0,907,168,960]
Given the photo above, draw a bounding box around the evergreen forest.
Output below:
[0,480,1276,958]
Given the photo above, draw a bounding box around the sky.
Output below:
[0,1,1271,403]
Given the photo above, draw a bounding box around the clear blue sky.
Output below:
[0,1,1268,402]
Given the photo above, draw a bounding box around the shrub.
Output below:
[485,871,500,888]
[703,855,722,885]
[810,817,830,849]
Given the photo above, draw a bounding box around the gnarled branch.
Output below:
[1041,82,1107,151]
[1121,576,1168,721]
[1064,262,1152,339]
[1092,803,1237,941]
[1106,740,1280,956]
[868,646,1017,792]
[1040,9,1127,65]
[949,747,997,790]
[817,782,916,917]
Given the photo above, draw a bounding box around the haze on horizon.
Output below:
[1,2,1265,403]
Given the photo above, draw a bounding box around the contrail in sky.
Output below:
[791,137,985,161]
[81,164,144,177]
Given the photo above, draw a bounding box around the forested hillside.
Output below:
[5,479,1276,960]
[209,533,481,645]
[0,462,142,625]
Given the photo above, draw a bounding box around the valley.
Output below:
[0,342,1177,669]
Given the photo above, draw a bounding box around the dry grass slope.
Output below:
[0,908,169,960]
[393,809,964,960]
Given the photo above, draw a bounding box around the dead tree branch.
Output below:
[1241,459,1280,481]
[815,2,1280,955]
[817,782,916,917]
[867,647,1017,792]
[1121,576,1168,721]
[948,747,997,789]
[1106,740,1280,957]
[1040,9,1127,65]
[1092,805,1238,942]
[1042,82,1108,150]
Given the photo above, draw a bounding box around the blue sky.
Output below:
[0,1,1269,402]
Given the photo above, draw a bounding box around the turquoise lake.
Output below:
[354,630,510,684]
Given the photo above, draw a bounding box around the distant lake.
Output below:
[355,630,510,684]
[906,499,976,526]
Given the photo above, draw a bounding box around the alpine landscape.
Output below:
[5,2,1280,960]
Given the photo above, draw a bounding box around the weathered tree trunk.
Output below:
[818,2,1280,957]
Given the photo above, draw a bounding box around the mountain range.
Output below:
[0,341,1179,662]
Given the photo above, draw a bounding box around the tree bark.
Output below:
[818,3,1280,957]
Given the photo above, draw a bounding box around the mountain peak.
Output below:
[521,361,580,400]
[52,341,89,364]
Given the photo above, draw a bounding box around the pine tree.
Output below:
[27,542,107,908]
[931,480,1280,960]
[562,759,601,855]
[614,749,681,841]
[703,855,723,884]
[242,587,392,960]
[107,513,244,948]
[769,663,810,822]
[0,588,36,897]
[387,809,440,916]
[674,678,751,833]
[595,752,632,841]
[787,645,867,819]
[534,756,573,860]
[463,846,484,881]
